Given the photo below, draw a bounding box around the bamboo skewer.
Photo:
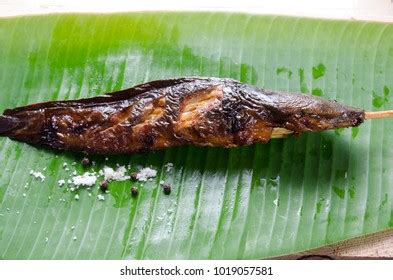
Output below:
[271,128,293,138]
[365,110,393,120]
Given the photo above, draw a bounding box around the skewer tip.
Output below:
[365,110,393,120]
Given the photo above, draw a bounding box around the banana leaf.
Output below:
[0,12,392,259]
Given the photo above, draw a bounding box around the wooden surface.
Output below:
[275,229,393,259]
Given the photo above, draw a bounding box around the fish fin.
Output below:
[105,77,211,98]
[0,115,19,136]
[1,80,186,115]
[3,78,223,115]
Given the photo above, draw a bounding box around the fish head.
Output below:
[271,92,365,132]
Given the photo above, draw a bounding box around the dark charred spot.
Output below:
[299,116,310,126]
[268,107,290,127]
[71,122,89,134]
[351,111,365,126]
[226,110,242,133]
[354,116,363,126]
[41,116,61,146]
[139,130,156,148]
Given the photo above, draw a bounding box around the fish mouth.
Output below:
[330,109,365,129]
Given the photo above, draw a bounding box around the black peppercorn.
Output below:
[161,182,171,195]
[131,186,138,196]
[81,157,90,166]
[100,180,108,192]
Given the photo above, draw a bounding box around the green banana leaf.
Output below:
[0,12,392,260]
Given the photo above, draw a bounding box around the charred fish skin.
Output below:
[0,77,364,154]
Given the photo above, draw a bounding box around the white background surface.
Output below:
[0,260,392,280]
[1,0,393,21]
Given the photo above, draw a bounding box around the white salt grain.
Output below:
[74,194,80,201]
[136,167,157,182]
[30,170,46,181]
[58,179,66,187]
[72,172,97,187]
[97,194,105,201]
[103,166,130,181]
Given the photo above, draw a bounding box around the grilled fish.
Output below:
[0,77,391,154]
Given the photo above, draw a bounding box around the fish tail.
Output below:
[0,115,20,136]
